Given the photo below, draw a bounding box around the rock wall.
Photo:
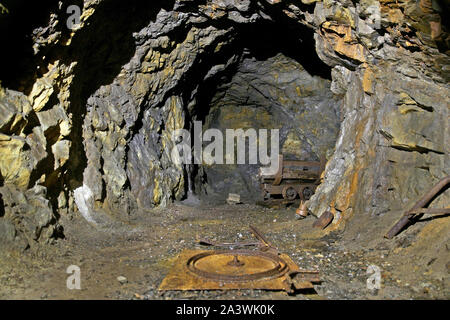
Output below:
[0,0,449,247]
[307,0,449,227]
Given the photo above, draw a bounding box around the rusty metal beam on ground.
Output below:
[249,225,274,249]
[198,239,261,248]
[406,207,450,215]
[385,175,450,239]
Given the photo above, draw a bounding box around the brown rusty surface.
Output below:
[296,200,308,218]
[260,154,324,201]
[408,208,450,215]
[249,225,274,250]
[158,249,317,292]
[312,211,334,229]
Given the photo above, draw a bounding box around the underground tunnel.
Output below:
[0,0,449,300]
[183,21,342,204]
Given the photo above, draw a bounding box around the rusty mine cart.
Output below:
[259,155,325,201]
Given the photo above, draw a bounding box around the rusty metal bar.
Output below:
[312,211,334,229]
[198,239,261,248]
[407,208,450,215]
[249,225,274,249]
[385,175,450,239]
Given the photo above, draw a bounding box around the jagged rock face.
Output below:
[0,0,449,246]
[0,184,59,250]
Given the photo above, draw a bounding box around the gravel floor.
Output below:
[0,202,447,299]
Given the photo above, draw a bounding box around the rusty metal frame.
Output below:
[260,154,325,201]
[159,226,320,293]
[158,249,319,292]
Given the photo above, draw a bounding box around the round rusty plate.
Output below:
[186,250,289,282]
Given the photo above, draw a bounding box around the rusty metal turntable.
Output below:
[158,226,320,293]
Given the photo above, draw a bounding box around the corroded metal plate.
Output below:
[186,250,289,282]
[158,249,316,292]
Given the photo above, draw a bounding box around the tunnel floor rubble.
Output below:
[0,202,448,300]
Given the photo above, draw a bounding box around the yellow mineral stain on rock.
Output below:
[398,104,423,114]
[398,92,416,105]
[80,8,95,22]
[28,78,54,112]
[335,39,366,63]
[162,96,185,168]
[334,7,355,28]
[0,137,31,189]
[301,0,321,4]
[153,178,161,205]
[0,133,11,141]
[322,22,353,42]
[165,96,185,133]
[362,66,374,94]
[281,131,303,157]
[332,160,361,227]
[214,41,224,53]
[383,7,403,24]
[321,23,366,63]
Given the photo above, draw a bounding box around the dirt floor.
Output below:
[0,201,448,300]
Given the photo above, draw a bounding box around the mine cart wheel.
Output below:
[282,186,298,200]
[302,187,314,200]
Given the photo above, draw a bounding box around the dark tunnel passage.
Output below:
[179,21,342,204]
